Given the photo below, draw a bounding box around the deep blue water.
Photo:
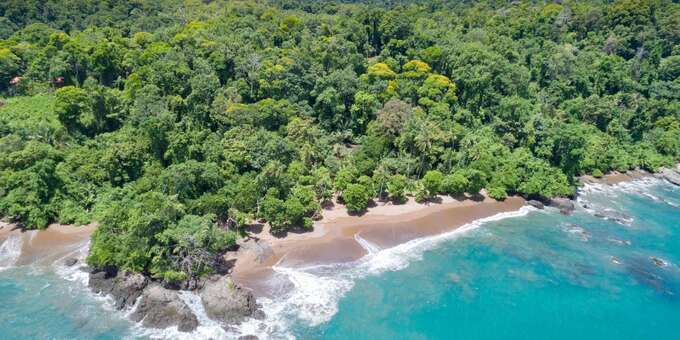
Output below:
[1,178,679,339]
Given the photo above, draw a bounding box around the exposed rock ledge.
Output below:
[88,269,260,333]
[548,197,575,214]
[89,269,148,310]
[200,275,262,325]
[659,167,680,186]
[130,284,199,332]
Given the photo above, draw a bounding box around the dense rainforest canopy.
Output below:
[0,0,678,282]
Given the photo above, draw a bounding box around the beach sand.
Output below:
[232,195,526,296]
[0,222,95,266]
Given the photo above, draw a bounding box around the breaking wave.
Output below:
[0,234,23,271]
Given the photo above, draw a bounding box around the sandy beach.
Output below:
[231,194,526,296]
[0,222,95,267]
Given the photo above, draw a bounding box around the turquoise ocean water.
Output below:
[1,178,679,339]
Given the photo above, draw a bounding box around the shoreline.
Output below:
[231,166,678,296]
[0,166,674,294]
[0,165,677,338]
[0,222,95,268]
[231,194,526,296]
[0,166,667,293]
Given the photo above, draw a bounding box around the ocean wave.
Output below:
[53,241,91,285]
[578,177,664,198]
[354,233,381,254]
[234,206,537,339]
[0,234,23,271]
[577,176,680,217]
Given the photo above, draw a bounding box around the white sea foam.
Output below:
[354,233,381,254]
[578,176,664,198]
[177,291,229,339]
[130,290,259,340]
[578,176,676,218]
[229,205,537,339]
[0,234,23,270]
[53,241,91,285]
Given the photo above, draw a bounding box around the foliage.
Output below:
[387,174,408,203]
[343,183,371,213]
[0,0,678,280]
[421,170,443,199]
[441,173,468,196]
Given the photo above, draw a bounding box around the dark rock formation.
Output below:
[200,275,259,325]
[130,284,199,332]
[593,209,633,225]
[64,258,78,266]
[660,168,680,186]
[89,270,148,309]
[88,270,115,297]
[88,269,261,333]
[650,256,669,268]
[526,200,544,209]
[238,336,259,340]
[549,197,574,214]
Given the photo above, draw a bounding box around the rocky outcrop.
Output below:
[89,270,148,309]
[200,275,259,325]
[88,269,260,333]
[526,200,544,209]
[549,197,575,214]
[130,284,199,332]
[660,168,680,186]
[650,256,669,268]
[593,209,633,225]
[238,336,259,340]
[64,257,78,266]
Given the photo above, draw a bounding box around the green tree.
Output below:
[422,170,444,198]
[343,183,371,213]
[387,174,407,203]
[441,173,469,196]
[54,86,92,135]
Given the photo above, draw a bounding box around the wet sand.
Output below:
[0,222,95,266]
[232,195,526,296]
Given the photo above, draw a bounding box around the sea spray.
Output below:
[354,233,381,254]
[0,234,23,270]
[53,240,90,285]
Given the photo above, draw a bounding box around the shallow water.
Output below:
[0,265,135,339]
[1,178,679,339]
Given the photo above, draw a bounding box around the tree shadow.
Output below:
[367,199,378,208]
[270,229,288,238]
[391,197,408,205]
[469,193,485,202]
[450,193,467,202]
[428,196,443,204]
[347,208,368,217]
[269,224,315,239]
[321,200,335,210]
[376,193,390,203]
[5,222,39,233]
[244,223,264,235]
